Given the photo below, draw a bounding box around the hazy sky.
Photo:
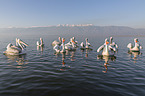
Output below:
[0,0,145,28]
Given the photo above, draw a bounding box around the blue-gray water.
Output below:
[0,27,145,96]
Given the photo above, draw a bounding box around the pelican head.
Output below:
[134,38,138,43]
[105,38,109,45]
[85,38,88,42]
[61,38,66,53]
[110,37,113,40]
[71,38,76,44]
[58,37,61,42]
[7,43,13,49]
[72,37,75,41]
[110,37,113,44]
[62,38,65,43]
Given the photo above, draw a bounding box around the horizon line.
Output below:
[0,24,144,29]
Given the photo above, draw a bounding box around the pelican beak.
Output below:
[106,41,109,45]
[72,40,76,44]
[136,40,138,43]
[20,40,29,46]
[63,39,65,43]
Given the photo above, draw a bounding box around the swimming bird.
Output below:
[127,38,143,52]
[85,38,92,49]
[80,38,92,50]
[72,37,79,47]
[36,38,44,47]
[4,38,29,55]
[53,38,66,53]
[52,37,61,46]
[97,38,116,56]
[65,37,77,51]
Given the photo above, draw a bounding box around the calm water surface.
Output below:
[0,29,145,96]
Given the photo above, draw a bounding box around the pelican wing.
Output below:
[97,45,104,52]
[80,42,85,47]
[112,42,118,48]
[87,42,91,46]
[115,44,118,48]
[37,41,40,46]
[127,43,133,49]
[109,46,116,52]
[53,45,61,53]
[140,45,143,49]
[52,40,59,46]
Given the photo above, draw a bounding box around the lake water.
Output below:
[0,28,145,96]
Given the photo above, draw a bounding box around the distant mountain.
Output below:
[0,26,145,37]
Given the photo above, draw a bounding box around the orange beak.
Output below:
[72,40,76,44]
[106,41,109,45]
[63,39,65,43]
[136,40,138,43]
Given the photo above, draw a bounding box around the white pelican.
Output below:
[65,37,77,51]
[52,37,61,46]
[36,38,44,47]
[127,38,143,52]
[97,38,116,56]
[80,38,92,50]
[4,38,29,55]
[53,38,66,53]
[109,37,118,50]
[72,37,79,47]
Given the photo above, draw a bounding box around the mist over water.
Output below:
[0,26,145,96]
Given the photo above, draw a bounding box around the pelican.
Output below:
[72,37,79,47]
[109,37,118,50]
[127,38,143,52]
[52,37,61,46]
[36,38,44,47]
[53,38,66,53]
[65,37,77,51]
[80,38,92,50]
[85,38,92,48]
[4,38,29,55]
[97,38,116,56]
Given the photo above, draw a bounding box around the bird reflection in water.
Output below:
[128,51,142,63]
[97,55,116,73]
[37,46,44,54]
[60,53,66,71]
[64,49,76,61]
[55,52,70,71]
[81,48,92,58]
[62,53,65,66]
[70,51,76,61]
[85,49,93,57]
[4,54,28,71]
